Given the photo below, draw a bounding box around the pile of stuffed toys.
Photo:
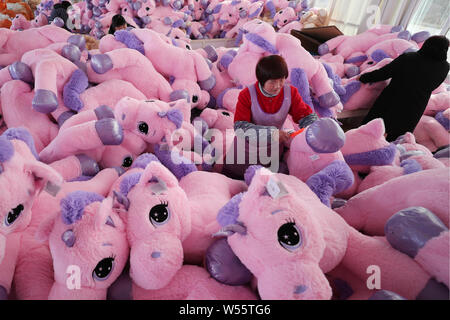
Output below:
[0,0,448,300]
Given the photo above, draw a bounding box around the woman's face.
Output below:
[263,78,285,96]
[116,24,127,31]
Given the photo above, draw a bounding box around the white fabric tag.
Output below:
[266,177,289,199]
[150,178,167,195]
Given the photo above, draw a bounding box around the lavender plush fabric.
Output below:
[344,143,397,166]
[435,111,450,130]
[244,33,279,55]
[340,81,361,104]
[345,55,368,64]
[60,191,104,225]
[130,153,160,170]
[153,144,197,180]
[244,165,263,186]
[119,172,142,196]
[0,136,14,164]
[3,127,39,160]
[400,159,422,175]
[290,68,314,107]
[157,109,183,129]
[63,69,89,112]
[371,49,391,63]
[217,192,245,227]
[115,30,145,55]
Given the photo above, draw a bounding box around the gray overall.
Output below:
[222,84,292,179]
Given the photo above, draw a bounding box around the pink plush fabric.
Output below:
[414,112,450,153]
[335,168,450,235]
[179,171,248,264]
[415,231,449,287]
[133,265,257,300]
[0,80,59,153]
[220,168,436,300]
[86,48,173,102]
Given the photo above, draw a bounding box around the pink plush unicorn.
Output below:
[10,14,31,30]
[0,25,75,66]
[336,118,397,199]
[13,167,122,300]
[98,28,215,109]
[286,118,354,207]
[414,110,450,153]
[0,127,63,299]
[318,24,410,63]
[273,6,303,34]
[86,47,174,102]
[335,168,449,236]
[207,167,448,300]
[35,193,129,300]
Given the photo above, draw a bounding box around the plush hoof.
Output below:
[95,118,124,145]
[391,25,403,33]
[331,198,347,209]
[416,279,449,300]
[32,89,58,113]
[434,145,450,159]
[90,54,113,74]
[344,55,368,64]
[205,238,253,286]
[411,31,430,44]
[203,44,218,62]
[9,61,34,83]
[0,285,7,300]
[130,153,160,170]
[305,118,346,153]
[398,30,411,41]
[61,44,81,62]
[199,74,216,91]
[170,90,190,103]
[318,43,329,55]
[94,105,115,120]
[113,166,125,176]
[369,290,406,300]
[52,17,65,27]
[385,207,447,258]
[346,65,360,78]
[219,54,234,69]
[57,111,76,128]
[75,154,100,176]
[318,91,340,109]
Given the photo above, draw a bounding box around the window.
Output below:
[406,0,450,35]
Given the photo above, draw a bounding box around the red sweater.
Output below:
[234,83,314,125]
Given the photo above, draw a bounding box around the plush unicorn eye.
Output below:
[122,156,133,168]
[222,111,230,116]
[138,121,149,135]
[278,221,302,251]
[368,61,374,65]
[186,45,191,50]
[192,95,199,103]
[149,202,170,227]
[92,256,115,281]
[5,204,24,226]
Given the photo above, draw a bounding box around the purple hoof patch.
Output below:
[306,118,346,154]
[95,118,124,145]
[385,207,447,258]
[0,285,7,300]
[345,65,360,78]
[318,43,329,55]
[32,89,58,113]
[416,278,450,300]
[57,111,76,128]
[318,91,340,108]
[205,238,253,286]
[94,105,115,120]
[61,44,82,62]
[199,74,216,91]
[9,61,34,84]
[91,54,113,74]
[369,290,406,300]
[76,154,100,176]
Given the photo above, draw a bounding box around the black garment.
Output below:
[359,51,449,142]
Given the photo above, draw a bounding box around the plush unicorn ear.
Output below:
[360,118,386,139]
[169,99,191,122]
[246,167,274,197]
[95,197,124,231]
[139,161,179,190]
[23,161,63,196]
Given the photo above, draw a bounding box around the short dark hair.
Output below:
[419,35,449,61]
[255,55,289,86]
[109,14,127,34]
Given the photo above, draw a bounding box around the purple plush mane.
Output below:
[3,127,39,160]
[60,191,105,225]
